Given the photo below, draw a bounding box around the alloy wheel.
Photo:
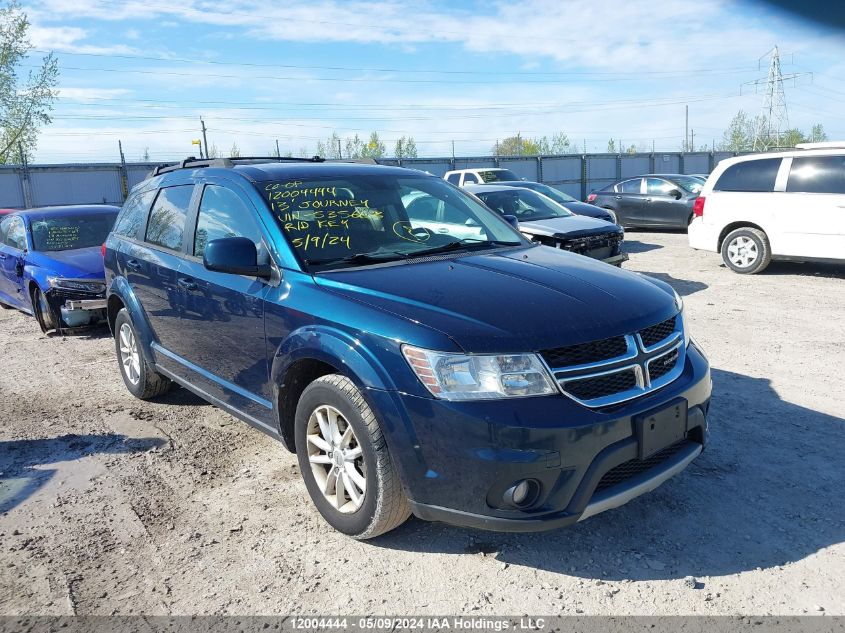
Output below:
[118,323,141,385]
[306,404,366,513]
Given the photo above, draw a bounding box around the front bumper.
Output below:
[371,342,711,532]
[44,289,107,328]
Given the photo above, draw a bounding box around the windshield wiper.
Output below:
[305,252,408,267]
[404,238,522,258]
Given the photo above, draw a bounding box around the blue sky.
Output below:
[19,0,845,163]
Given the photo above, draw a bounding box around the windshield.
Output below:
[30,213,118,252]
[673,176,705,194]
[261,175,525,270]
[526,183,577,204]
[476,188,574,222]
[477,169,520,183]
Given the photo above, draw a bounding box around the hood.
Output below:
[315,246,676,353]
[518,215,621,239]
[27,247,105,279]
[560,200,613,220]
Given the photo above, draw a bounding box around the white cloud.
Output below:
[28,25,139,55]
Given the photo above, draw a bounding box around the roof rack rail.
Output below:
[149,155,327,178]
[795,141,845,150]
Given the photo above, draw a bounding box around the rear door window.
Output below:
[616,179,642,193]
[462,173,480,184]
[145,185,194,251]
[645,178,675,195]
[786,156,845,194]
[445,173,461,185]
[714,158,781,192]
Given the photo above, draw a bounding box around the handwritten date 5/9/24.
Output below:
[291,234,352,251]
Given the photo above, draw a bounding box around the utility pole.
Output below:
[743,46,812,151]
[690,129,695,151]
[685,105,689,153]
[451,140,455,159]
[275,139,281,157]
[652,139,655,153]
[583,139,587,153]
[516,132,521,156]
[337,138,342,159]
[18,141,32,208]
[495,140,499,156]
[200,117,209,158]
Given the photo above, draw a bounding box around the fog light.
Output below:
[504,479,539,508]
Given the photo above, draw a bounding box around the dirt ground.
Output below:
[1,232,844,616]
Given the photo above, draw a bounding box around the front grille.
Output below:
[563,368,638,401]
[541,336,628,368]
[595,439,691,493]
[639,315,677,348]
[559,232,621,256]
[648,347,680,382]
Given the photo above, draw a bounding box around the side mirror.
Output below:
[668,189,683,199]
[503,214,519,229]
[203,237,272,279]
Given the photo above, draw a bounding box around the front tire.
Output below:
[721,227,772,274]
[31,286,58,333]
[114,309,171,399]
[295,374,410,539]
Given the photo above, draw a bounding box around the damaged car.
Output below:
[0,205,119,332]
[466,184,628,266]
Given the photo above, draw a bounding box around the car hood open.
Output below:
[519,215,621,239]
[315,245,676,353]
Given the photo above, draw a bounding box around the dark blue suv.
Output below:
[104,157,711,539]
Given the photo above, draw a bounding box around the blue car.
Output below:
[104,158,711,539]
[0,205,119,332]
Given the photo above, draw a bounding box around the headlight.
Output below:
[673,289,691,347]
[402,345,557,400]
[47,278,106,294]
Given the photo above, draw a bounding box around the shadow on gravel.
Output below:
[0,433,164,514]
[623,240,664,254]
[374,368,845,582]
[639,271,708,297]
[760,261,845,280]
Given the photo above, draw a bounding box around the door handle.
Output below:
[125,259,142,272]
[0,253,6,260]
[177,277,198,291]
[614,195,622,200]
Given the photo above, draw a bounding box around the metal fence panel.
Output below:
[29,167,124,207]
[499,158,538,181]
[655,153,681,173]
[127,165,156,189]
[451,158,497,170]
[540,156,582,183]
[587,156,617,180]
[621,156,650,177]
[682,153,710,174]
[0,171,24,208]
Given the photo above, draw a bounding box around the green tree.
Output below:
[547,132,572,154]
[718,110,754,151]
[361,131,385,159]
[0,1,59,163]
[140,147,150,161]
[607,139,617,153]
[317,132,342,159]
[394,135,418,159]
[778,129,807,148]
[495,134,541,156]
[810,123,828,143]
[344,133,364,159]
[625,144,638,155]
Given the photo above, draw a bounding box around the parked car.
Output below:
[444,167,522,187]
[465,184,627,266]
[495,181,618,224]
[0,205,119,331]
[587,174,703,229]
[689,143,845,273]
[104,157,710,539]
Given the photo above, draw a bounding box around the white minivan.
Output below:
[688,142,845,273]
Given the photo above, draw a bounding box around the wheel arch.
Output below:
[106,277,157,366]
[717,221,767,251]
[270,326,400,453]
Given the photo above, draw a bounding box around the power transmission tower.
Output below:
[743,46,811,151]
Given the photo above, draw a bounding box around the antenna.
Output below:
[742,46,812,151]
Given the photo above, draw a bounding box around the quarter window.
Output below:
[145,185,193,251]
[786,156,845,194]
[194,185,265,261]
[714,158,781,192]
[113,189,155,239]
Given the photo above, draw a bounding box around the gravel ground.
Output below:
[1,232,843,616]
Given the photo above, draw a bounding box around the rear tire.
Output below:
[31,286,57,333]
[721,227,772,274]
[295,374,410,539]
[114,308,171,399]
